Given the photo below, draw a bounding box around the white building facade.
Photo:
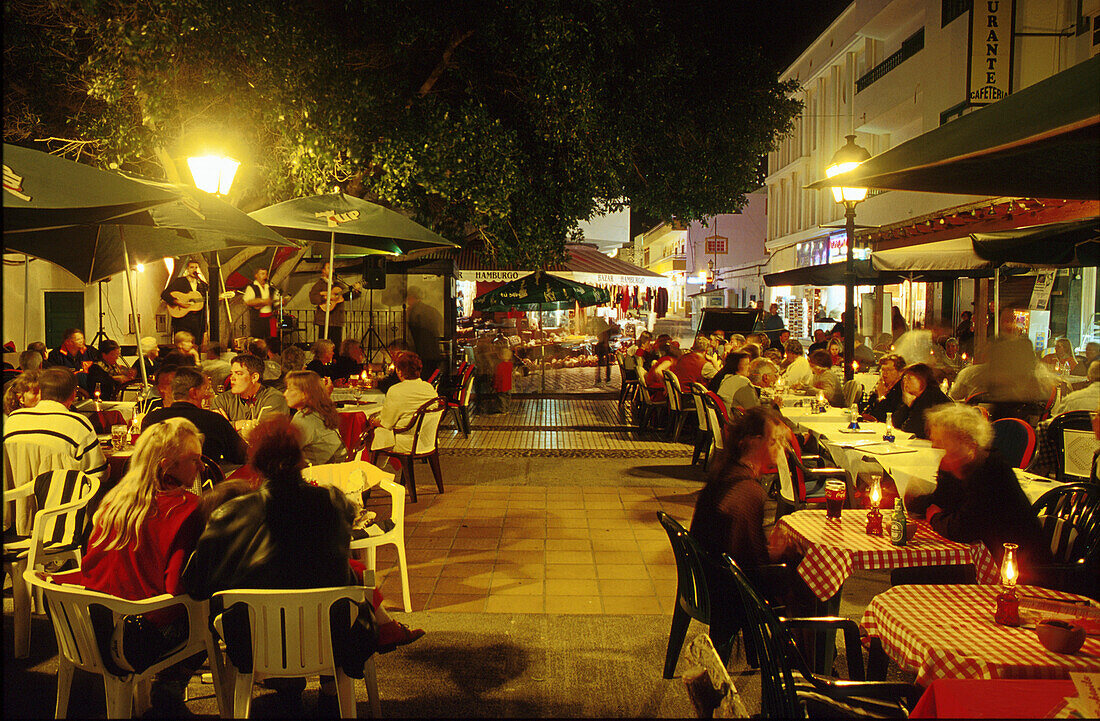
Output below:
[765,0,1099,343]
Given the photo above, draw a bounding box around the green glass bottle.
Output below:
[890,498,907,546]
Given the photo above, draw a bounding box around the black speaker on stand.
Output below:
[359,256,390,364]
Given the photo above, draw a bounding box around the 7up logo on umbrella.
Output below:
[315,209,360,227]
[3,165,31,201]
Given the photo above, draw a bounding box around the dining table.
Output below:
[776,507,1000,675]
[860,584,1100,687]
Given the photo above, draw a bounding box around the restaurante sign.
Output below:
[967,0,1015,105]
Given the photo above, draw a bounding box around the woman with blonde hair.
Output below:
[3,369,41,416]
[56,417,206,709]
[284,370,347,465]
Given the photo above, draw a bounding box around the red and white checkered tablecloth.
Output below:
[777,509,999,601]
[860,584,1100,686]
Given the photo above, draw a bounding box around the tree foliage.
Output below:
[4,0,801,266]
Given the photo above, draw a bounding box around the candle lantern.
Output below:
[865,475,883,536]
[817,390,827,413]
[994,543,1021,626]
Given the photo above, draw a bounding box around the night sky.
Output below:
[627,0,851,238]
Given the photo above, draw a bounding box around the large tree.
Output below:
[4,0,801,266]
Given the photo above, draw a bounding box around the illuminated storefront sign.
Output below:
[968,0,1015,105]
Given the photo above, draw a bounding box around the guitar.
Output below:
[317,281,363,312]
[167,290,235,318]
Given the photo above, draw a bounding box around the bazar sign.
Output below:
[967,0,1014,105]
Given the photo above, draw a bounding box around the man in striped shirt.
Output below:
[4,367,109,489]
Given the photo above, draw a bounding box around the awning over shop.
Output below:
[806,56,1100,200]
[455,242,668,287]
[871,218,1100,272]
[765,260,910,287]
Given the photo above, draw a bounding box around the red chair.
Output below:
[426,367,441,388]
[775,426,846,520]
[1037,386,1059,423]
[991,418,1037,469]
[337,411,368,458]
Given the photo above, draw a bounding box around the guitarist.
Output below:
[242,267,281,340]
[308,261,361,345]
[161,258,208,343]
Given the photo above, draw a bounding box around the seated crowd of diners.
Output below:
[2,329,437,713]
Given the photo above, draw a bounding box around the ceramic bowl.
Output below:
[1035,620,1086,654]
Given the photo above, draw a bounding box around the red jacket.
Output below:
[494,361,514,392]
[60,489,204,622]
[673,352,706,388]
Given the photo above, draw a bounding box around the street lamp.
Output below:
[187,154,240,196]
[186,153,240,342]
[825,134,871,382]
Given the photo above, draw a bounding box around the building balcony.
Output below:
[650,255,686,275]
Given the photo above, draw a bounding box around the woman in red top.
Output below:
[60,417,205,710]
[644,342,677,402]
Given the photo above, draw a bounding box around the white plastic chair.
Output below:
[302,461,412,611]
[5,470,99,658]
[24,568,227,718]
[211,586,380,719]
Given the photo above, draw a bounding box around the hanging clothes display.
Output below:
[655,286,668,318]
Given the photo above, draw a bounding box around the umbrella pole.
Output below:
[993,270,1000,339]
[121,239,149,388]
[323,231,335,341]
[23,254,30,349]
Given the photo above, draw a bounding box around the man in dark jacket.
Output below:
[863,354,906,422]
[141,367,246,466]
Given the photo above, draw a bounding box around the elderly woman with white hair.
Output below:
[898,403,1051,585]
[133,335,160,380]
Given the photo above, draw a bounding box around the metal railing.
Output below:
[855,28,925,94]
[228,308,407,350]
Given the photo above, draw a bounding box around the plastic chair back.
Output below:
[990,418,1037,469]
[458,367,475,408]
[701,393,727,452]
[690,382,709,428]
[391,396,447,456]
[24,569,223,718]
[212,585,366,677]
[4,441,82,535]
[662,370,683,412]
[26,470,101,566]
[426,368,441,387]
[841,379,862,409]
[346,471,412,612]
[1032,483,1100,566]
[1049,411,1095,482]
[722,556,804,719]
[657,512,710,624]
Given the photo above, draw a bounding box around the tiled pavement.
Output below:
[438,397,693,456]
[369,482,696,616]
[512,364,623,394]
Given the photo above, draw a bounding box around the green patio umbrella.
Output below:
[473,270,611,312]
[249,192,457,334]
[3,143,180,231]
[5,179,298,385]
[474,271,611,392]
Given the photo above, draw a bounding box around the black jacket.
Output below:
[182,478,357,601]
[892,385,952,439]
[909,451,1052,574]
[864,379,904,423]
[141,401,246,465]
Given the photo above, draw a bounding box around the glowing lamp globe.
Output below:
[825,135,871,204]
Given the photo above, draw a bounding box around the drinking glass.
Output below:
[110,424,127,452]
[825,479,846,519]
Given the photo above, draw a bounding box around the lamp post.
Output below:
[187,154,240,343]
[825,135,871,383]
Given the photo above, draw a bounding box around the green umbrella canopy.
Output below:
[3,179,297,284]
[972,218,1099,267]
[248,192,457,255]
[3,143,181,231]
[473,270,611,312]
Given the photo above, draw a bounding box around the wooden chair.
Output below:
[723,556,922,718]
[661,370,694,443]
[211,586,380,719]
[25,569,228,718]
[447,367,475,437]
[371,396,447,503]
[4,469,99,658]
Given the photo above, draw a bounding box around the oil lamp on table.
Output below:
[865,475,883,536]
[994,543,1021,626]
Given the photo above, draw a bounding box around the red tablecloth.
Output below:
[776,509,999,600]
[910,678,1076,718]
[861,584,1100,686]
[338,411,368,457]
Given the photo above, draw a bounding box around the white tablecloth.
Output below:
[330,388,385,404]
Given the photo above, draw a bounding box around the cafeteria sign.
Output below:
[967,0,1015,105]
